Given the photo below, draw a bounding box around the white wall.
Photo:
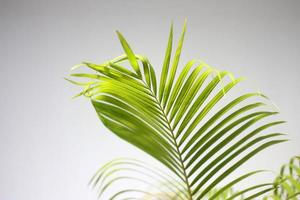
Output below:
[0,0,299,199]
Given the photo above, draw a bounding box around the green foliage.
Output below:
[68,21,290,199]
[264,156,300,200]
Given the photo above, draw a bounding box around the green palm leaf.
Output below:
[264,156,300,200]
[68,21,286,199]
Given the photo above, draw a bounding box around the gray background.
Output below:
[0,0,299,199]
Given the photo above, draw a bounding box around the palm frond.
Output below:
[89,158,187,199]
[264,156,300,200]
[69,21,287,199]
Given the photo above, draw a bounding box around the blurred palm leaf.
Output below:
[68,21,287,199]
[264,156,300,200]
[90,158,251,199]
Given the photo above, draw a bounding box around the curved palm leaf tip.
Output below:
[89,158,192,199]
[68,20,287,199]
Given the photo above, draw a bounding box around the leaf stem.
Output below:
[143,80,193,200]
